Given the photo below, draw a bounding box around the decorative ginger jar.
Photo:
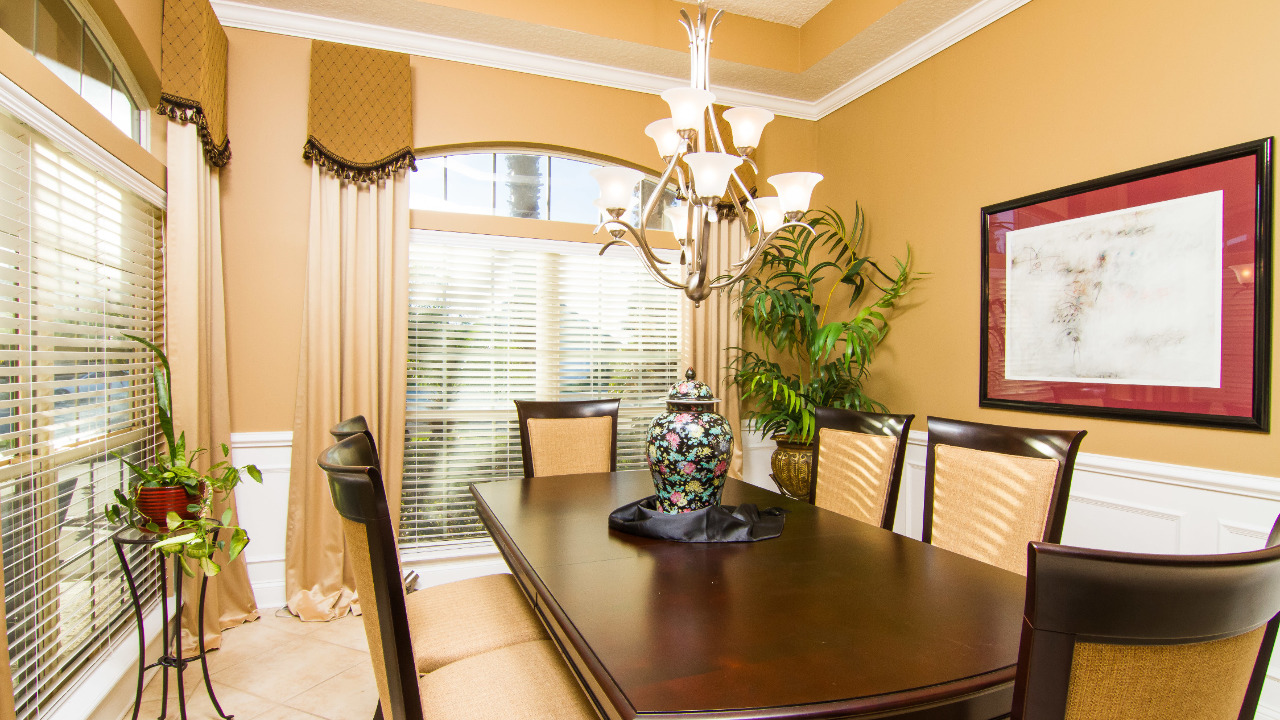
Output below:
[646,369,734,513]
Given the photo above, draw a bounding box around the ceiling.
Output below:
[211,0,1029,119]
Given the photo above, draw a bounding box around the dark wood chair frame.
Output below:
[1012,519,1280,720]
[807,407,915,530]
[319,433,422,720]
[331,415,379,463]
[922,416,1087,546]
[514,399,620,479]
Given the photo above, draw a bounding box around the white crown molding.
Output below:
[811,0,1033,118]
[906,429,1280,503]
[0,72,165,207]
[210,0,1031,121]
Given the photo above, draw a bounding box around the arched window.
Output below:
[0,0,147,143]
[410,150,675,230]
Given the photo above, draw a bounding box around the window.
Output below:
[0,108,163,718]
[0,0,145,144]
[400,230,681,549]
[410,151,676,231]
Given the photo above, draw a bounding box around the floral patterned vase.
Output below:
[646,369,734,513]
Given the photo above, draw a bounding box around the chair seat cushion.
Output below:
[406,572,547,672]
[418,639,597,719]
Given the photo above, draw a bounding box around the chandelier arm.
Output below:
[641,152,684,234]
[713,221,812,287]
[598,236,686,290]
[593,218,673,266]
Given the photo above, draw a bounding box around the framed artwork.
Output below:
[980,139,1273,430]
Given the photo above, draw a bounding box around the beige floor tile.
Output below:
[256,607,330,636]
[139,665,206,702]
[306,614,371,653]
[133,683,278,720]
[203,623,306,673]
[281,662,378,720]
[251,706,328,720]
[211,634,368,701]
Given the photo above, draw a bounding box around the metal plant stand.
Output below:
[112,527,232,720]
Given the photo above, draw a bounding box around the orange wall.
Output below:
[813,0,1280,475]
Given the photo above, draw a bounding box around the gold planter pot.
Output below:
[769,436,814,501]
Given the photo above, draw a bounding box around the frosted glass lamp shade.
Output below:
[751,197,785,234]
[661,87,716,133]
[722,106,774,150]
[667,200,692,241]
[591,166,644,210]
[645,119,684,158]
[685,152,742,200]
[768,172,823,214]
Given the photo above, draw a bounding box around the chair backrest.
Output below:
[330,415,380,464]
[1012,523,1280,720]
[808,408,914,530]
[514,399,620,478]
[318,434,422,720]
[923,416,1085,575]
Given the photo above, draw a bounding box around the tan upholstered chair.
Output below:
[319,434,597,720]
[1011,520,1280,720]
[923,417,1086,575]
[809,408,914,530]
[514,399,619,478]
[325,422,547,675]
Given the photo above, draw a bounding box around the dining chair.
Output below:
[1011,518,1280,720]
[808,408,914,530]
[321,427,547,676]
[514,399,620,478]
[319,434,597,720]
[923,417,1086,575]
[332,415,380,462]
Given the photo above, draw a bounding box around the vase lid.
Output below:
[667,368,720,405]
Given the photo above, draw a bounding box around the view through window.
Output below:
[399,229,680,549]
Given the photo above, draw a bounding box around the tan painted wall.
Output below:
[813,0,1280,475]
[221,29,798,431]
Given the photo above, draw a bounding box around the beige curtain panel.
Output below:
[285,164,410,621]
[158,0,231,167]
[304,41,415,183]
[167,119,259,651]
[682,220,746,480]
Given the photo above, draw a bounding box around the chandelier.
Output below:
[591,2,822,306]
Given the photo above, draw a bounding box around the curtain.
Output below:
[682,219,747,480]
[284,165,410,621]
[158,0,231,166]
[166,120,259,651]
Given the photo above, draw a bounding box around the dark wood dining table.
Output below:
[470,470,1026,720]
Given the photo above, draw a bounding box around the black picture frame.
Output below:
[980,138,1273,431]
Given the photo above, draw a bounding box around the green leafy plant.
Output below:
[729,206,916,443]
[103,334,263,577]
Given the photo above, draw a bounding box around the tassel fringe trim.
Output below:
[157,95,231,167]
[302,137,417,183]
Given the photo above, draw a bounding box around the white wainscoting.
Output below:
[741,425,1280,718]
[237,428,1280,717]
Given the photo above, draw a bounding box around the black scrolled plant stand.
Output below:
[112,526,233,720]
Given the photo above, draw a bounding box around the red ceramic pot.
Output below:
[135,485,203,531]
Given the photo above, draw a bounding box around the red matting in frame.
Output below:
[981,139,1272,430]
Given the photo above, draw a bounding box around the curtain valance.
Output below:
[304,41,415,183]
[158,0,231,167]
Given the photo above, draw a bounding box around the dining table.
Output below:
[470,470,1027,720]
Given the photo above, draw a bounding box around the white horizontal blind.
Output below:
[0,108,163,719]
[401,230,680,548]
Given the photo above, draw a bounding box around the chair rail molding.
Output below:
[208,0,1031,121]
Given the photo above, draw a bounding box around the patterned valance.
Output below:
[304,41,415,183]
[158,0,230,167]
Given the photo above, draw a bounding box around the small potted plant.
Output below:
[103,334,262,577]
[729,206,917,499]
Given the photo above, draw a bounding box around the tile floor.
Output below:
[130,608,377,720]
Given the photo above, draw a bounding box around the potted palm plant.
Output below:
[103,335,262,577]
[729,206,916,499]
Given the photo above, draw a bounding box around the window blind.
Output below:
[401,230,680,549]
[0,108,163,718]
